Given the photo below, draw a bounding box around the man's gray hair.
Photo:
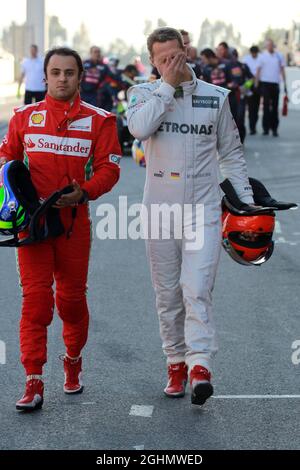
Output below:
[147,27,184,55]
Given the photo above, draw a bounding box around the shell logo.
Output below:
[31,113,44,125]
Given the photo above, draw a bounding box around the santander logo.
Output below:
[24,134,92,158]
[25,138,36,149]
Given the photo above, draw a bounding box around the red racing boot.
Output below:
[164,362,188,398]
[62,355,84,394]
[190,365,213,405]
[16,376,44,411]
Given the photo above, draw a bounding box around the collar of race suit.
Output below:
[44,93,81,130]
[45,92,81,120]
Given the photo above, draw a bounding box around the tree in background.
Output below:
[1,22,27,79]
[143,20,153,38]
[258,27,288,49]
[104,18,170,70]
[105,38,138,65]
[48,16,67,48]
[258,27,291,64]
[72,23,90,59]
[197,18,245,54]
[157,18,168,28]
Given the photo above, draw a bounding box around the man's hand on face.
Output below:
[162,52,187,89]
[53,179,83,208]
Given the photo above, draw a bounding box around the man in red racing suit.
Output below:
[0,47,121,411]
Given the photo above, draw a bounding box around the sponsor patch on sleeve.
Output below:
[129,95,138,106]
[109,154,121,165]
[128,101,146,111]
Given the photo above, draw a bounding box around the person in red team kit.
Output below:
[0,47,121,411]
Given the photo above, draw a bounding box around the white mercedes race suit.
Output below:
[127,66,253,372]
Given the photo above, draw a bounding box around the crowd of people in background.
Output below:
[18,29,288,143]
[80,45,141,111]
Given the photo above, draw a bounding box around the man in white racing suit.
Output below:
[127,27,254,406]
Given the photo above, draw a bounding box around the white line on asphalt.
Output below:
[275,240,300,246]
[213,395,300,399]
[130,405,154,418]
[275,220,282,234]
[276,237,287,243]
[82,402,96,405]
[133,445,145,450]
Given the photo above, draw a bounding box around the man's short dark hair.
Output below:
[200,48,216,59]
[179,29,189,36]
[218,41,229,49]
[231,48,238,58]
[90,45,101,54]
[250,45,260,54]
[44,47,83,78]
[147,27,184,55]
[124,64,138,75]
[31,44,38,50]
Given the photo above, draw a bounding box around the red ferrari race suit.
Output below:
[0,93,121,375]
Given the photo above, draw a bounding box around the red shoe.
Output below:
[190,365,213,405]
[164,362,188,398]
[62,355,84,394]
[16,377,44,411]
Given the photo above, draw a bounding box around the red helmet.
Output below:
[222,208,275,266]
[220,177,297,266]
